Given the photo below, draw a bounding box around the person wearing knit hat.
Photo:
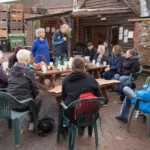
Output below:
[8,45,24,69]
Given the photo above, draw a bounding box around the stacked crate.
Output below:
[0,4,8,38]
[0,4,9,51]
[9,4,23,34]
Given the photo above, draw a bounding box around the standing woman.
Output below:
[32,28,50,65]
[93,45,109,64]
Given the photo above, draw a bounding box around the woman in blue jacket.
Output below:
[32,28,50,64]
[103,45,122,80]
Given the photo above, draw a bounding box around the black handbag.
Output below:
[37,116,54,136]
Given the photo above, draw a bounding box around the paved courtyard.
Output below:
[0,53,150,150]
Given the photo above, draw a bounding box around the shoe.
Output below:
[115,116,128,123]
[78,127,85,135]
[61,127,68,136]
[28,122,35,131]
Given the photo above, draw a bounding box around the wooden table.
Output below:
[96,79,120,101]
[35,64,106,90]
[48,79,120,105]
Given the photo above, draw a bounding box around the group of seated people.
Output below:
[83,42,140,94]
[0,42,149,138]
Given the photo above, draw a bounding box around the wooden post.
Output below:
[68,14,74,57]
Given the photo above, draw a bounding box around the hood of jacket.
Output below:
[36,37,47,43]
[67,72,87,82]
[10,62,28,77]
[130,53,140,60]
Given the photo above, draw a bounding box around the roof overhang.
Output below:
[72,7,132,16]
[24,10,72,21]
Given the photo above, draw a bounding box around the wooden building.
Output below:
[25,0,140,54]
[73,0,139,51]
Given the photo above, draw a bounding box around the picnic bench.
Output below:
[48,79,120,105]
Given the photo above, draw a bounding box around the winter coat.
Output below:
[32,37,50,64]
[109,55,122,71]
[62,71,101,119]
[8,62,39,102]
[93,53,109,64]
[132,84,150,113]
[0,65,8,88]
[52,30,68,57]
[83,48,97,62]
[117,53,140,80]
[62,72,101,105]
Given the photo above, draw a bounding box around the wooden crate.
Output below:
[0,12,8,21]
[9,21,23,30]
[9,4,23,13]
[0,21,8,29]
[10,30,23,34]
[0,4,9,12]
[0,29,8,38]
[10,12,23,21]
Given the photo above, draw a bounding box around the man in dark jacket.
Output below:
[0,51,8,88]
[83,42,97,62]
[8,49,42,131]
[114,49,140,92]
[62,57,101,134]
[52,24,69,66]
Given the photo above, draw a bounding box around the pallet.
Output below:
[0,29,8,38]
[0,21,8,29]
[0,12,8,21]
[9,4,23,13]
[10,13,23,21]
[10,30,23,34]
[9,21,23,30]
[0,4,9,12]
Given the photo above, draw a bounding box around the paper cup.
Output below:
[50,62,53,66]
[103,61,107,66]
[62,65,66,71]
[92,60,96,65]
[96,62,99,67]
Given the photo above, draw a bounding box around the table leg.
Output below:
[55,95,62,106]
[100,87,109,102]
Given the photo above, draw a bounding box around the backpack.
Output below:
[74,92,97,120]
[37,116,54,136]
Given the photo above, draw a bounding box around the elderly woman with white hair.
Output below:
[32,28,50,64]
[52,24,69,66]
[8,49,42,130]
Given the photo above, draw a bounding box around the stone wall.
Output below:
[134,21,150,67]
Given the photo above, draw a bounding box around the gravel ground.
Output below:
[0,52,150,150]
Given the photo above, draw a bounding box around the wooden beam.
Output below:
[79,0,87,9]
[60,16,68,24]
[123,0,139,15]
[128,18,150,22]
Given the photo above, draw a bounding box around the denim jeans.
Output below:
[54,54,65,66]
[119,86,136,119]
[114,74,135,92]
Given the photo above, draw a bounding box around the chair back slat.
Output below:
[68,97,106,127]
[0,92,16,118]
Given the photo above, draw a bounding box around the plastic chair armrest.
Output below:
[136,98,150,102]
[60,102,68,110]
[19,98,34,105]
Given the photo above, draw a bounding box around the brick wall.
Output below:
[134,21,150,67]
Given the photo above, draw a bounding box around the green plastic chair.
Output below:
[0,88,7,92]
[125,65,143,86]
[127,98,150,139]
[57,97,107,150]
[0,91,37,147]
